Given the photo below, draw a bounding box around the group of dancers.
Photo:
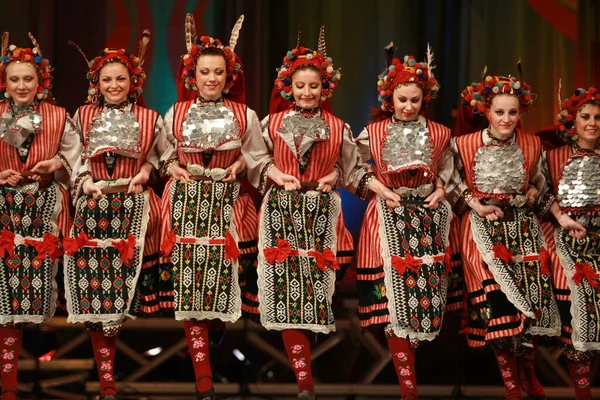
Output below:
[0,12,598,400]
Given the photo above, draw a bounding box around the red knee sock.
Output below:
[282,329,314,392]
[567,359,592,400]
[89,331,117,397]
[493,348,522,399]
[387,336,418,399]
[0,326,22,400]
[183,320,213,392]
[518,348,545,397]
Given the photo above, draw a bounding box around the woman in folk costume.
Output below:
[64,31,168,400]
[351,44,454,399]
[0,33,79,400]
[159,14,259,400]
[244,27,356,400]
[538,86,600,400]
[452,68,560,399]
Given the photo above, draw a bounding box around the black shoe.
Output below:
[196,387,216,400]
[297,391,317,400]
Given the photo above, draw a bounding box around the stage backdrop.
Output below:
[0,0,596,234]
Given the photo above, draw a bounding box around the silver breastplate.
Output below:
[382,121,433,173]
[0,108,42,148]
[558,153,600,209]
[473,142,526,194]
[180,102,240,153]
[84,109,141,159]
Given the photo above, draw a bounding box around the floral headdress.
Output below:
[0,32,53,102]
[555,83,600,144]
[461,63,535,115]
[377,43,439,113]
[70,30,150,104]
[180,14,243,94]
[274,26,341,103]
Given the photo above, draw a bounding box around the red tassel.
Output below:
[492,243,513,263]
[161,231,176,256]
[0,229,15,257]
[539,248,552,277]
[225,231,240,262]
[444,246,453,273]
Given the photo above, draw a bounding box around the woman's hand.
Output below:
[223,156,247,183]
[29,157,63,181]
[0,169,22,187]
[470,199,504,221]
[83,179,105,199]
[424,187,445,209]
[380,188,402,209]
[170,164,192,183]
[317,169,339,193]
[267,166,300,191]
[525,185,539,205]
[128,169,150,194]
[557,213,587,239]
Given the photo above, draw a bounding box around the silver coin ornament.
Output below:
[85,109,141,159]
[474,142,526,194]
[382,120,433,173]
[180,102,239,153]
[0,106,42,148]
[558,153,600,209]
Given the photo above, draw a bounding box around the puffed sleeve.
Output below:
[69,108,92,202]
[244,113,275,192]
[346,127,375,200]
[54,112,82,186]
[158,104,180,176]
[334,123,361,189]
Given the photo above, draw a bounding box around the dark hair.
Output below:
[198,47,226,60]
[291,64,321,79]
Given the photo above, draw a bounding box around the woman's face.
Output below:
[392,83,423,121]
[575,103,600,148]
[195,54,227,100]
[99,62,131,105]
[5,62,39,105]
[291,68,322,110]
[486,94,520,139]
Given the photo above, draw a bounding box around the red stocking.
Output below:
[89,331,117,397]
[282,329,314,392]
[183,320,213,392]
[0,326,22,400]
[518,348,545,398]
[493,348,522,399]
[567,359,592,400]
[387,336,418,399]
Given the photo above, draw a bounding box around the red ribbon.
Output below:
[161,231,176,256]
[313,248,339,273]
[225,231,240,262]
[0,230,15,258]
[264,238,291,264]
[114,233,136,263]
[391,253,422,275]
[28,233,62,261]
[444,246,453,273]
[539,247,552,277]
[493,243,514,264]
[573,262,600,287]
[63,232,92,256]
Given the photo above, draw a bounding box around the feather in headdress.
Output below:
[318,25,327,57]
[185,13,197,53]
[138,29,151,65]
[28,32,42,57]
[296,25,302,48]
[67,39,91,66]
[426,43,435,73]
[229,15,244,52]
[384,42,394,68]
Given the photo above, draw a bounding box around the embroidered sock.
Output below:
[518,348,545,397]
[282,329,314,392]
[0,326,22,400]
[183,320,213,392]
[493,348,522,399]
[89,330,117,396]
[387,336,418,398]
[567,359,592,400]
